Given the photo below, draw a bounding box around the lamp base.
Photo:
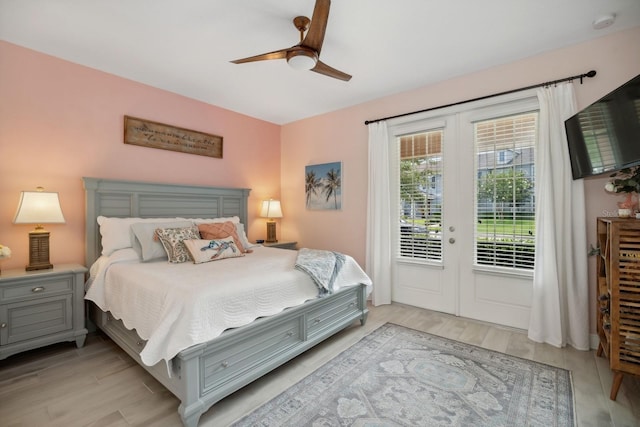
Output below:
[26,230,53,271]
[26,263,53,271]
[266,221,278,243]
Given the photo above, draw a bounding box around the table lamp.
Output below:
[13,187,66,271]
[260,199,283,243]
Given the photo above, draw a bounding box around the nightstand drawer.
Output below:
[1,295,73,345]
[1,276,73,302]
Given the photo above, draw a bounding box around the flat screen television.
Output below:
[565,73,640,179]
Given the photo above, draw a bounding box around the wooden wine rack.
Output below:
[596,217,640,400]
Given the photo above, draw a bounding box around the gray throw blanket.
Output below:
[295,248,346,293]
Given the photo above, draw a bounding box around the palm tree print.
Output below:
[324,168,341,209]
[305,162,342,210]
[305,170,322,207]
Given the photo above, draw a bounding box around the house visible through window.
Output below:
[475,112,537,270]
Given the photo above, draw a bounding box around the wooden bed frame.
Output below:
[83,177,369,427]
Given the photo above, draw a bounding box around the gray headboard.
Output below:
[83,177,251,267]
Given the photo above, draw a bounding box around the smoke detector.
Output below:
[592,14,616,30]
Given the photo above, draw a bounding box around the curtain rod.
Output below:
[364,70,597,125]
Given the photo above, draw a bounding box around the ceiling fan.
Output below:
[230,0,351,81]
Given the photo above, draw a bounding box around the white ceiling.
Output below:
[1,0,639,125]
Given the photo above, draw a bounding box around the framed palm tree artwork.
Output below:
[305,162,342,210]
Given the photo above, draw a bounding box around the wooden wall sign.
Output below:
[124,116,223,158]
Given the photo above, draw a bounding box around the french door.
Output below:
[390,95,538,329]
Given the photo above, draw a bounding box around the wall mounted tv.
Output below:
[565,73,640,180]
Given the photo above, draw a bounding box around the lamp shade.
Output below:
[260,199,283,218]
[13,191,66,225]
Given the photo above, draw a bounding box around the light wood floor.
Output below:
[1,303,639,427]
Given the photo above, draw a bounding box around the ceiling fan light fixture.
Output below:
[287,50,317,71]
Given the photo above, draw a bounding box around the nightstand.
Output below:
[263,241,298,250]
[0,264,88,360]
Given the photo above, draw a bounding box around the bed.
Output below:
[83,177,371,427]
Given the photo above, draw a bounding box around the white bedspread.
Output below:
[85,246,372,366]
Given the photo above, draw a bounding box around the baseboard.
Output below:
[590,333,599,350]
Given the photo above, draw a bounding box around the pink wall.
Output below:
[0,41,282,270]
[2,27,639,334]
[281,27,640,333]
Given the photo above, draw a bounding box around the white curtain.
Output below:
[528,83,590,350]
[366,121,392,305]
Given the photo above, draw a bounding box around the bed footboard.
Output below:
[92,283,369,427]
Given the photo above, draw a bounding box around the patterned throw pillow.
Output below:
[197,221,251,253]
[183,237,245,264]
[155,226,201,263]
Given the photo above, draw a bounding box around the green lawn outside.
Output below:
[402,217,535,237]
[477,219,535,236]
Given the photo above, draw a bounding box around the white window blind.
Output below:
[397,130,443,261]
[475,112,537,270]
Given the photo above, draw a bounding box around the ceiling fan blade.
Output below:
[230,48,289,64]
[301,0,330,54]
[311,60,351,81]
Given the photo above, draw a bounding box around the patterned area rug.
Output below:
[232,323,575,427]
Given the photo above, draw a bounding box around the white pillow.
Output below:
[97,216,185,256]
[191,216,240,224]
[130,220,194,261]
[236,223,253,250]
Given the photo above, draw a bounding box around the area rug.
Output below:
[231,323,575,427]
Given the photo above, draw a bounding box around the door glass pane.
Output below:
[475,112,537,270]
[397,130,443,261]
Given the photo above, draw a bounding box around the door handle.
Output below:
[449,237,456,244]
